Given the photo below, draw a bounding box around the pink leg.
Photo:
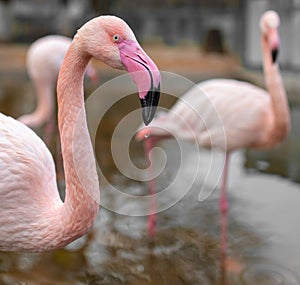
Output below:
[220,152,230,282]
[144,137,157,239]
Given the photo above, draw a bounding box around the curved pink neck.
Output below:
[57,43,99,239]
[261,34,290,145]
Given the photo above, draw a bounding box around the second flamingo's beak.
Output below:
[269,28,280,63]
[118,40,161,125]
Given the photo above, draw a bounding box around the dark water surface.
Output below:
[0,71,299,285]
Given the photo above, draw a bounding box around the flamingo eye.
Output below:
[113,34,120,42]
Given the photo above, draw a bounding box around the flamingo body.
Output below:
[137,78,275,152]
[137,10,289,154]
[136,10,289,272]
[0,114,62,250]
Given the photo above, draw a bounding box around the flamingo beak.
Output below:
[271,49,278,63]
[269,28,280,64]
[118,40,161,125]
[140,83,160,126]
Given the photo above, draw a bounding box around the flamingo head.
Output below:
[76,15,161,125]
[260,10,280,63]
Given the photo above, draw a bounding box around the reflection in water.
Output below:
[0,75,300,284]
[86,224,220,284]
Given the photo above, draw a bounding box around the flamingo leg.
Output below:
[144,137,157,239]
[220,152,230,282]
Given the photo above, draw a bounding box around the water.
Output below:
[0,65,300,284]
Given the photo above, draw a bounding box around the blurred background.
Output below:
[0,1,300,285]
[0,0,300,69]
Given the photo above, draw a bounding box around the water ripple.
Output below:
[240,263,299,285]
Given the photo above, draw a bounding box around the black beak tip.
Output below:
[140,84,161,126]
[272,48,278,63]
[142,106,156,126]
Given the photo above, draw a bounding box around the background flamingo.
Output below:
[18,35,98,146]
[136,10,290,274]
[0,15,161,252]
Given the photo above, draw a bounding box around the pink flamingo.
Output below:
[18,35,98,146]
[136,10,290,271]
[0,15,161,252]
